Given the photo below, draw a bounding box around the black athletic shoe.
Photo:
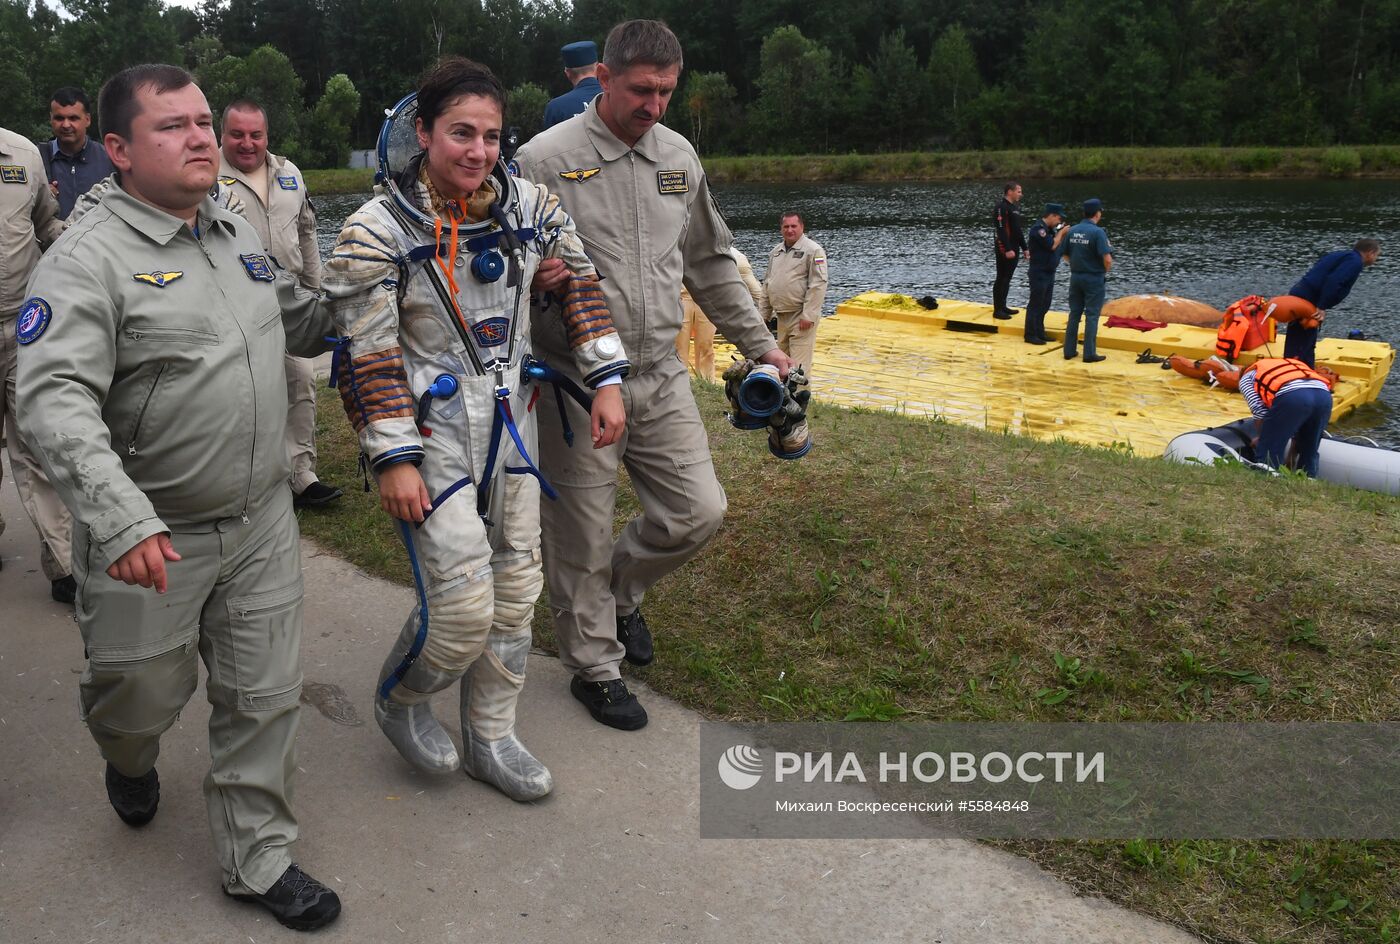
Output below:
[616,609,654,666]
[1004,307,1020,315]
[51,575,77,605]
[105,763,159,827]
[1024,337,1047,345]
[293,481,343,508]
[993,311,1014,320]
[570,676,648,730]
[227,863,342,932]
[1084,354,1107,363]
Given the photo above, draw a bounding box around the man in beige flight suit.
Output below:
[17,65,340,931]
[219,100,341,509]
[516,19,790,730]
[761,211,828,378]
[0,124,75,603]
[676,246,764,382]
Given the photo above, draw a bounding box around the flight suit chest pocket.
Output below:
[215,579,304,711]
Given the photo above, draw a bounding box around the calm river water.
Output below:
[316,178,1399,442]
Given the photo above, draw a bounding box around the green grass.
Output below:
[302,146,1400,194]
[701,145,1400,182]
[299,382,1400,944]
[302,167,377,194]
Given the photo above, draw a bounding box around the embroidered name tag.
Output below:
[16,297,51,344]
[1,165,28,184]
[471,317,510,347]
[657,170,687,194]
[241,253,275,282]
[277,176,298,190]
[133,271,184,288]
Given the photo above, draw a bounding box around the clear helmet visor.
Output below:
[376,90,515,233]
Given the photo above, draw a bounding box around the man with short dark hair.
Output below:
[1024,202,1068,344]
[543,41,603,129]
[17,63,340,932]
[1269,239,1381,366]
[992,181,1025,318]
[218,99,341,509]
[516,19,790,730]
[760,211,828,376]
[41,86,114,219]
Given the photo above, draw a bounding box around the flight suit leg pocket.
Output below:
[216,580,304,711]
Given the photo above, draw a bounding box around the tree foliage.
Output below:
[1,0,1399,163]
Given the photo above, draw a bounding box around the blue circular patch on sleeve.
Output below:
[15,297,51,345]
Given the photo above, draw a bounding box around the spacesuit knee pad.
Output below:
[492,551,544,634]
[415,567,495,677]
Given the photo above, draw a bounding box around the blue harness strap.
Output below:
[477,389,558,522]
[405,226,539,264]
[378,519,431,700]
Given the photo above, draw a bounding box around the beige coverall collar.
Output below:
[581,100,663,163]
[103,184,238,245]
[218,151,285,207]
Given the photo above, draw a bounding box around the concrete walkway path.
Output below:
[0,456,1197,943]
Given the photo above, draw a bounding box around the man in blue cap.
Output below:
[543,41,603,129]
[1024,202,1067,344]
[1060,198,1113,363]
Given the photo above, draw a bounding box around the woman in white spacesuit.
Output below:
[323,57,629,800]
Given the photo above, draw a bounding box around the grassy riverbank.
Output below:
[304,145,1400,194]
[300,382,1399,944]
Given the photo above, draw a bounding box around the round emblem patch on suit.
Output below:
[15,297,51,345]
[596,334,621,357]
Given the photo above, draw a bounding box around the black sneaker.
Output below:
[293,481,343,508]
[105,763,159,827]
[616,609,654,666]
[227,863,342,932]
[1004,307,1020,315]
[993,311,1014,320]
[51,574,76,605]
[570,676,648,730]
[1084,354,1107,363]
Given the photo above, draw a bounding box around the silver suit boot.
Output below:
[460,631,553,800]
[375,639,461,775]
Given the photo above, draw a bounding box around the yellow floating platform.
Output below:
[718,292,1395,454]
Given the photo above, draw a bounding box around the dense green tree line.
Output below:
[1,0,1396,166]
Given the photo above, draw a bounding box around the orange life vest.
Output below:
[1248,358,1333,408]
[1214,295,1275,361]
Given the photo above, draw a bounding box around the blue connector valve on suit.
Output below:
[415,373,460,433]
[471,249,505,283]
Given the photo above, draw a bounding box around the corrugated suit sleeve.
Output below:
[531,181,631,387]
[16,254,166,569]
[682,172,777,360]
[322,207,422,471]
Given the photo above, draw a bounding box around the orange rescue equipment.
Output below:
[1249,357,1335,408]
[1265,295,1323,329]
[1166,354,1241,391]
[1214,294,1276,361]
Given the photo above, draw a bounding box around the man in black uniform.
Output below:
[992,181,1025,319]
[1024,202,1068,344]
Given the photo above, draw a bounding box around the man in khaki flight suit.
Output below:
[218,100,341,508]
[676,246,765,382]
[760,211,828,378]
[16,64,341,931]
[516,19,790,730]
[0,124,75,603]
